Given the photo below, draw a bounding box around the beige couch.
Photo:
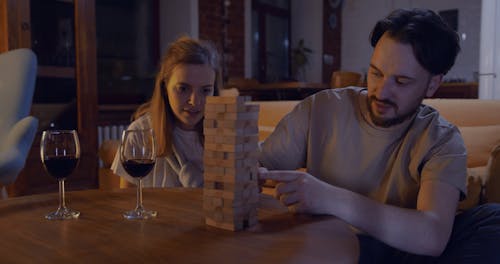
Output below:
[99,98,500,209]
[255,99,500,209]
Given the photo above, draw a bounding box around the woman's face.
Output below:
[166,64,216,130]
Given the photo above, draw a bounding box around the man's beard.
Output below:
[366,96,418,128]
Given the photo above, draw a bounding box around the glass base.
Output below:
[45,207,80,220]
[123,208,157,220]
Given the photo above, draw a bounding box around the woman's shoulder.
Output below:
[128,113,152,130]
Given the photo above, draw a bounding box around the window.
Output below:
[251,0,291,82]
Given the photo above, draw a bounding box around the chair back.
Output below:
[0,49,38,190]
[330,71,362,88]
[0,49,37,132]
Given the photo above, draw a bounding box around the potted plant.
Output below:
[291,39,313,81]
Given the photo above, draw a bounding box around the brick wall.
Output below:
[199,0,245,82]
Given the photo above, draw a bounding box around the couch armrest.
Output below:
[98,140,120,168]
[485,144,500,203]
[98,140,134,190]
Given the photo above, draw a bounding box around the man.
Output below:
[258,8,500,262]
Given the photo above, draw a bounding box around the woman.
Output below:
[111,36,221,187]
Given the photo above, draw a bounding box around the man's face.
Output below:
[367,32,442,127]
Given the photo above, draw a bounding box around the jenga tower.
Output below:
[203,96,260,231]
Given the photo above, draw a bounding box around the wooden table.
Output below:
[432,82,478,99]
[0,188,359,263]
[235,82,331,101]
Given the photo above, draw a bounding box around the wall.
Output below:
[158,0,245,80]
[159,0,198,55]
[341,0,481,82]
[158,0,483,86]
[241,0,323,82]
[479,0,500,99]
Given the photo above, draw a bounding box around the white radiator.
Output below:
[97,124,127,167]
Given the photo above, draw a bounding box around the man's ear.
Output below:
[425,74,443,97]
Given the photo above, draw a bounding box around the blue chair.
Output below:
[0,49,38,196]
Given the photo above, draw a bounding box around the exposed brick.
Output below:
[199,0,245,81]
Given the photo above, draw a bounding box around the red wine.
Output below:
[122,159,155,178]
[43,156,79,179]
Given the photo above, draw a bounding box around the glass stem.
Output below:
[59,179,66,209]
[136,178,144,211]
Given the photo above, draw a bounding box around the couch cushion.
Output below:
[423,99,500,127]
[458,125,500,168]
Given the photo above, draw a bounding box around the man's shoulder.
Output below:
[412,104,464,148]
[416,104,456,129]
[305,86,364,108]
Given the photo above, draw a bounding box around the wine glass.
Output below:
[120,129,157,220]
[41,130,80,220]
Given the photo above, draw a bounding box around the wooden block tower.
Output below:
[203,96,260,231]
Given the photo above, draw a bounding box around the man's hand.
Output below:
[258,167,333,214]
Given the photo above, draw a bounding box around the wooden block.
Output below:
[204,157,257,168]
[205,210,259,231]
[208,135,258,145]
[246,190,260,204]
[205,111,259,121]
[229,111,259,121]
[249,166,259,181]
[203,119,217,128]
[203,196,224,208]
[203,149,257,162]
[203,150,224,159]
[205,217,242,231]
[243,125,259,135]
[243,158,258,168]
[204,180,254,192]
[204,181,258,198]
[245,104,260,113]
[213,119,258,129]
[204,173,237,183]
[225,103,247,113]
[204,142,244,152]
[204,135,216,144]
[224,166,254,176]
[203,188,255,200]
[204,104,216,113]
[202,195,245,208]
[204,206,256,221]
[204,166,225,175]
[204,128,243,137]
[247,215,259,227]
[204,163,259,183]
[215,104,226,113]
[224,102,259,114]
[243,141,258,152]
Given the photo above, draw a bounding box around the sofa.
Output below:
[99,98,500,209]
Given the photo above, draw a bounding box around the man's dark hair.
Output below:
[370,8,460,75]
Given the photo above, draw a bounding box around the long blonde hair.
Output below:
[133,36,221,157]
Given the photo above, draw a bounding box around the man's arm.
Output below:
[259,169,459,256]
